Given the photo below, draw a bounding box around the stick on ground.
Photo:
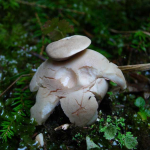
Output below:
[119,63,150,72]
[0,74,32,97]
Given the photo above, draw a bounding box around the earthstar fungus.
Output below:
[30,35,126,126]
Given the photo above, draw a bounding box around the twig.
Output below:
[40,45,45,56]
[119,63,150,72]
[54,124,70,131]
[0,74,32,97]
[20,46,46,61]
[59,8,85,15]
[17,0,47,8]
[32,132,39,139]
[30,51,46,61]
[110,29,150,36]
[129,72,150,83]
[66,145,70,150]
[35,13,45,56]
[21,85,29,91]
[17,0,85,15]
[35,13,43,30]
[83,29,94,38]
[127,50,132,65]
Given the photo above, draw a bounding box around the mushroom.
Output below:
[30,36,126,126]
[35,133,44,147]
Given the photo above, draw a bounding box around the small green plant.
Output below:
[42,18,74,41]
[99,116,138,149]
[0,76,37,143]
[131,31,149,52]
[72,132,83,146]
[124,132,138,149]
[134,97,150,121]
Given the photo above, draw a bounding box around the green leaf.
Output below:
[10,1,19,9]
[116,132,125,148]
[145,109,150,117]
[107,91,113,96]
[42,18,74,41]
[141,46,146,51]
[134,97,145,108]
[49,30,63,41]
[124,133,138,149]
[106,116,112,123]
[110,81,117,86]
[42,18,59,34]
[58,19,74,33]
[86,136,100,150]
[103,124,117,140]
[138,111,147,121]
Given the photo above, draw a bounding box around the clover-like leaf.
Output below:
[134,97,145,108]
[103,124,117,140]
[42,18,59,35]
[49,30,63,41]
[42,18,74,41]
[58,19,74,33]
[145,109,150,117]
[138,111,147,121]
[124,133,138,149]
[86,136,100,150]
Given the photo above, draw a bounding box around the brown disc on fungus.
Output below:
[45,35,91,61]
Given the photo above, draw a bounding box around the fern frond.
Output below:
[0,121,14,142]
[13,104,22,111]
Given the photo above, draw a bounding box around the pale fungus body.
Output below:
[35,133,44,147]
[30,35,126,126]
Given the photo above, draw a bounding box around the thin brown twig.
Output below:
[83,29,94,38]
[35,13,43,30]
[40,45,45,56]
[17,0,85,15]
[30,51,46,61]
[35,13,45,55]
[110,29,150,36]
[59,8,85,15]
[127,50,132,65]
[66,145,70,150]
[0,74,32,97]
[54,124,70,131]
[20,46,46,61]
[17,0,47,8]
[119,63,150,72]
[21,85,29,91]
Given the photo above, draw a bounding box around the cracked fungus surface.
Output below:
[60,90,98,126]
[30,49,126,126]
